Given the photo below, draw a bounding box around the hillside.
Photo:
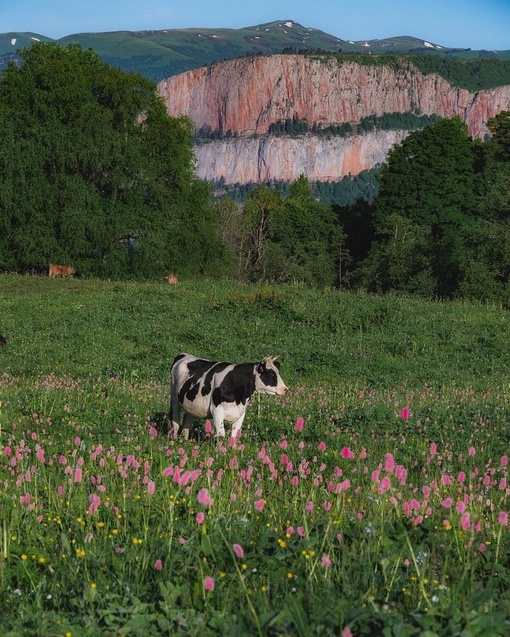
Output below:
[2,20,510,80]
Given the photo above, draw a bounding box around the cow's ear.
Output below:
[256,362,266,374]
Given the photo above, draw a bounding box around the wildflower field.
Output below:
[1,274,510,636]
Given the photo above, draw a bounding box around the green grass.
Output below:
[1,273,510,635]
[1,273,509,386]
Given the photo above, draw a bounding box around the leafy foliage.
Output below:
[202,111,440,141]
[213,169,380,207]
[236,178,344,286]
[374,117,477,227]
[357,118,483,298]
[308,53,510,92]
[264,177,344,286]
[215,109,510,304]
[2,43,510,305]
[408,55,510,91]
[0,42,227,279]
[486,110,510,163]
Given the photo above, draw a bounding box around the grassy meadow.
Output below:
[1,273,510,636]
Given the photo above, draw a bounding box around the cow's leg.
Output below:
[169,395,181,437]
[211,406,226,438]
[181,412,193,440]
[230,412,246,439]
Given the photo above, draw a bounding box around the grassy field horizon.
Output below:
[1,272,509,387]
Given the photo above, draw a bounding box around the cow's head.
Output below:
[255,356,289,396]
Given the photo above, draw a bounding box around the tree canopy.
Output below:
[235,177,344,286]
[358,118,480,297]
[0,42,227,278]
[215,114,510,304]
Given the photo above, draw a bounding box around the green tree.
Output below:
[375,117,477,228]
[478,112,510,224]
[0,42,225,278]
[214,197,243,278]
[263,176,344,286]
[240,185,282,281]
[456,218,510,305]
[363,117,478,297]
[333,198,375,286]
[453,111,510,305]
[486,110,510,162]
[358,213,435,296]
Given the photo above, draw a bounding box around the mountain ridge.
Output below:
[2,20,510,81]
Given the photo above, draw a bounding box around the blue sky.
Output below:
[2,0,509,50]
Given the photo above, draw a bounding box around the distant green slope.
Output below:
[0,31,53,54]
[56,21,348,80]
[2,20,510,82]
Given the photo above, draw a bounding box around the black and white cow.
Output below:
[169,353,288,439]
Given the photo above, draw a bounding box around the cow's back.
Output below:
[171,353,241,419]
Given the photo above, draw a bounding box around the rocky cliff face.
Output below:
[194,131,409,184]
[158,55,510,184]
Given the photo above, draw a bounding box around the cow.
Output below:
[0,334,6,347]
[166,273,178,284]
[49,263,76,278]
[169,353,288,439]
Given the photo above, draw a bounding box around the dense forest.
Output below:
[1,43,510,307]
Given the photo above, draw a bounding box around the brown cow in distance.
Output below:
[0,334,6,347]
[166,273,178,284]
[49,263,76,278]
